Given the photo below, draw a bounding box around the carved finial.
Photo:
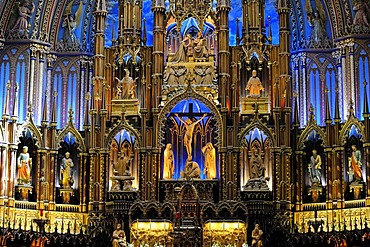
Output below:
[293,90,298,98]
[253,102,259,114]
[325,86,329,95]
[85,92,91,101]
[6,81,11,90]
[364,80,368,87]
[15,83,19,92]
[68,108,74,122]
[121,104,126,120]
[53,91,58,98]
[27,104,33,113]
[309,104,314,115]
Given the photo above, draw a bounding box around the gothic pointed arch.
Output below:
[16,109,43,148]
[297,105,327,149]
[237,109,276,147]
[55,109,86,152]
[158,88,222,148]
[339,104,365,144]
[105,116,141,149]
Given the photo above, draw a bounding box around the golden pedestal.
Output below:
[16,185,33,201]
[111,99,139,117]
[350,183,363,200]
[60,188,74,204]
[241,96,269,114]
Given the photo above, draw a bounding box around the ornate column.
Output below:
[28,44,37,106]
[46,54,57,121]
[151,0,165,108]
[298,53,307,126]
[36,45,47,124]
[49,92,58,210]
[294,150,303,210]
[216,0,230,107]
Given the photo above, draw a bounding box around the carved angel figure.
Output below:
[305,0,327,43]
[62,0,83,49]
[353,0,370,27]
[11,1,35,31]
[194,66,216,85]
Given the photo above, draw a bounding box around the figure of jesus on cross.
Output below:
[174,106,208,161]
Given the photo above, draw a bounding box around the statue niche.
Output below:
[345,125,364,200]
[241,68,269,114]
[111,64,140,117]
[162,99,218,180]
[302,130,324,203]
[241,128,272,191]
[109,129,138,191]
[15,128,36,201]
[57,132,80,204]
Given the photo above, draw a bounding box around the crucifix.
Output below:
[169,103,212,161]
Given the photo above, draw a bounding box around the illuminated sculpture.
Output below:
[60,152,74,189]
[163,143,175,179]
[193,31,209,61]
[308,149,322,185]
[180,160,201,179]
[112,223,127,247]
[250,146,264,179]
[251,223,263,247]
[115,69,137,99]
[170,34,192,63]
[202,142,216,179]
[17,146,32,185]
[245,70,264,97]
[349,145,362,182]
[175,113,207,161]
[11,1,35,31]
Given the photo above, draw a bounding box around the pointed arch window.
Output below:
[0,54,10,115]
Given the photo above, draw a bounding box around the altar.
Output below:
[241,96,269,114]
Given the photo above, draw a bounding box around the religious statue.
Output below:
[194,66,216,85]
[170,34,192,63]
[163,143,175,179]
[251,223,263,247]
[115,69,137,99]
[308,149,322,185]
[193,31,209,61]
[175,113,207,161]
[245,70,264,97]
[11,1,35,31]
[114,146,131,176]
[353,0,370,27]
[17,146,32,185]
[305,0,327,43]
[61,1,83,49]
[180,160,201,179]
[202,142,216,179]
[60,152,74,189]
[163,66,177,85]
[250,146,264,179]
[112,223,127,247]
[349,145,362,182]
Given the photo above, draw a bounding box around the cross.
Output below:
[168,103,211,119]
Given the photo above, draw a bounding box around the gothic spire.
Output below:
[41,90,48,126]
[2,81,10,118]
[325,86,332,124]
[334,86,340,123]
[293,91,299,127]
[51,91,57,124]
[363,81,369,117]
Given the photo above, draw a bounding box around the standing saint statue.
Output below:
[202,142,216,179]
[112,223,127,247]
[11,1,35,31]
[17,146,32,185]
[60,152,74,189]
[308,149,322,185]
[250,146,264,179]
[175,113,207,161]
[61,1,83,49]
[245,70,264,97]
[163,143,175,179]
[115,69,137,99]
[349,145,362,182]
[251,223,263,247]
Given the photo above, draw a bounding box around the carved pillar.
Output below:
[216,0,230,107]
[295,150,303,211]
[46,54,56,121]
[325,147,333,202]
[79,56,88,128]
[271,147,281,203]
[80,153,88,212]
[36,46,47,124]
[28,45,37,107]
[348,42,355,111]
[299,53,307,126]
[151,0,165,108]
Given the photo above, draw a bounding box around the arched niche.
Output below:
[161,98,219,180]
[15,128,39,201]
[56,132,81,204]
[344,125,365,199]
[301,130,325,203]
[240,127,273,190]
[108,128,139,189]
[166,17,216,61]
